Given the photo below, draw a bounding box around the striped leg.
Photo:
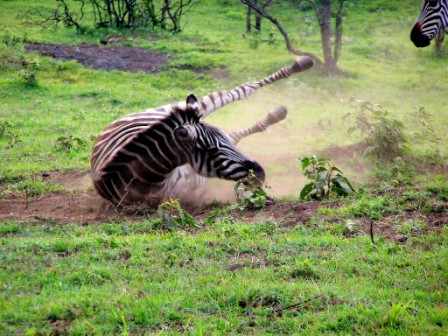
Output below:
[228,106,287,145]
[197,57,313,118]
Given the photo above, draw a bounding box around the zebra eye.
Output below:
[174,127,192,141]
[208,148,220,156]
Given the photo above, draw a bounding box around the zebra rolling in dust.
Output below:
[91,56,314,207]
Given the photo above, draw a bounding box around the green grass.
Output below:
[1,218,447,335]
[0,0,447,334]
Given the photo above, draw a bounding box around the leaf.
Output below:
[330,166,343,173]
[300,157,311,170]
[300,182,315,200]
[243,190,254,199]
[331,174,355,196]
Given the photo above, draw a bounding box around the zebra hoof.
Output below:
[291,56,314,73]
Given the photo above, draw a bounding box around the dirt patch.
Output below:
[1,170,445,243]
[0,170,320,226]
[26,42,170,73]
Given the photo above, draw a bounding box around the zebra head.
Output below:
[411,0,448,47]
[178,94,265,184]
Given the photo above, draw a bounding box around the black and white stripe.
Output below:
[411,0,448,47]
[90,57,313,206]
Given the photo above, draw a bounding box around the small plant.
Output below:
[290,259,320,280]
[299,156,354,200]
[366,112,408,160]
[344,98,409,161]
[155,200,198,231]
[55,134,87,153]
[233,170,269,209]
[20,58,40,86]
[384,301,412,327]
[410,106,443,159]
[0,119,21,149]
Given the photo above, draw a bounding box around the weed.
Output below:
[232,170,269,209]
[55,134,87,153]
[344,98,409,161]
[0,119,21,149]
[299,156,354,200]
[383,301,413,327]
[410,106,441,153]
[20,57,40,86]
[290,259,320,280]
[155,199,198,230]
[366,112,408,160]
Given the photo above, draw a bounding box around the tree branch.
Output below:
[241,0,322,65]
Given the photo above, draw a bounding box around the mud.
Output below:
[26,42,170,73]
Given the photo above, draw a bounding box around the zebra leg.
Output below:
[197,57,313,118]
[227,106,287,145]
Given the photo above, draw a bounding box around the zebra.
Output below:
[411,0,448,48]
[90,56,314,206]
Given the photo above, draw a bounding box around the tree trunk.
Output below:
[246,5,252,33]
[317,0,338,75]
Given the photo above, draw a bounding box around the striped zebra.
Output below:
[91,56,313,206]
[411,0,448,47]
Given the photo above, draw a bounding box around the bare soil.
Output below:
[0,170,446,243]
[26,42,170,73]
[0,170,318,225]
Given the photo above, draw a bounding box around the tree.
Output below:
[241,0,345,76]
[31,0,199,33]
[246,0,273,33]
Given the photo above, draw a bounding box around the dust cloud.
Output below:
[200,83,368,202]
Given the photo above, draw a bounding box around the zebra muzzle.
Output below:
[410,23,431,47]
[243,160,266,184]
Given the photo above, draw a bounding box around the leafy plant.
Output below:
[299,156,354,200]
[20,58,40,86]
[344,98,409,161]
[411,106,441,146]
[410,106,443,161]
[233,170,269,209]
[55,134,87,153]
[366,112,408,160]
[155,200,198,230]
[0,119,21,149]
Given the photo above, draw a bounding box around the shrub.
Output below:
[299,156,354,200]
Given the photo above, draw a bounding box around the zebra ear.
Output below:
[186,94,200,113]
[186,94,198,106]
